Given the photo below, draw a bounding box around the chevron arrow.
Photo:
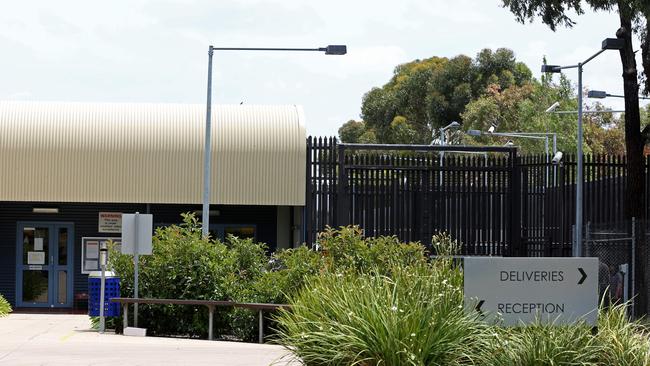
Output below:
[578,268,587,285]
[475,300,485,314]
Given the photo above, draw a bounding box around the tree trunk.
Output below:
[617,1,646,317]
[643,14,650,96]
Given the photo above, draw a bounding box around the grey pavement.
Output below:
[0,314,299,366]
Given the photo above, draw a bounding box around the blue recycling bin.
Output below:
[88,271,121,317]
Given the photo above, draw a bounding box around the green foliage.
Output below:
[275,230,650,365]
[486,322,602,365]
[349,48,533,145]
[0,294,11,316]
[107,217,443,341]
[596,302,650,365]
[316,226,427,274]
[274,260,491,366]
[501,0,649,95]
[338,120,367,143]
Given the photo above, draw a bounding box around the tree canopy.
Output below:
[347,48,532,145]
[339,48,631,155]
[502,0,649,94]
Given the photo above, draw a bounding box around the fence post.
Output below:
[630,217,637,317]
[337,144,349,227]
[585,221,591,257]
[208,305,214,341]
[508,151,522,256]
[305,137,312,245]
[258,310,264,344]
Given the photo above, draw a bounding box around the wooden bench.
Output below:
[110,297,290,342]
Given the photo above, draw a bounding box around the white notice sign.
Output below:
[99,212,123,233]
[86,241,99,259]
[27,251,45,265]
[464,257,598,326]
[34,238,44,251]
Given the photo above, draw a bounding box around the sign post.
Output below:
[121,212,153,329]
[98,241,108,333]
[464,257,598,325]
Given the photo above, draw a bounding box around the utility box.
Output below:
[88,271,120,317]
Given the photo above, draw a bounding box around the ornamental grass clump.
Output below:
[484,321,602,366]
[0,294,11,316]
[596,302,650,366]
[275,235,492,366]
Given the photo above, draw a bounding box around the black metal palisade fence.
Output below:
[305,136,646,257]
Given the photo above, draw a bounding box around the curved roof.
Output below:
[0,101,306,205]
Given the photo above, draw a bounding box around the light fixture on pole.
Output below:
[587,90,650,100]
[542,37,624,257]
[545,102,561,113]
[203,44,347,237]
[437,121,461,184]
[438,121,461,146]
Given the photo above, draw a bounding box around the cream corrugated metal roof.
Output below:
[0,101,306,205]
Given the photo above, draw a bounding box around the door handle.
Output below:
[51,256,54,264]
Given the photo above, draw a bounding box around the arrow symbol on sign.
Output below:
[475,300,485,314]
[578,268,587,285]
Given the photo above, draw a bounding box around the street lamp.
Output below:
[542,37,624,257]
[203,44,347,237]
[546,101,626,114]
[587,90,650,100]
[438,121,461,146]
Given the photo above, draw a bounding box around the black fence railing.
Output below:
[306,137,520,255]
[306,137,648,257]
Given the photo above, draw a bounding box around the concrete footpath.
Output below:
[0,314,298,365]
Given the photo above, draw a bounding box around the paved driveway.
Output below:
[0,314,298,365]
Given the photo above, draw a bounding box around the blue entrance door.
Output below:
[16,223,74,308]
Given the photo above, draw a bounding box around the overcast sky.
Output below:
[1,0,648,137]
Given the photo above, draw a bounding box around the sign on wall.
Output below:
[98,212,122,233]
[81,237,121,274]
[464,257,598,326]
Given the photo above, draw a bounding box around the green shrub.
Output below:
[274,259,492,365]
[253,246,323,305]
[0,294,11,316]
[110,213,236,338]
[316,226,428,274]
[108,213,325,341]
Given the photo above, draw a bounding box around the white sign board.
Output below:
[464,257,598,326]
[121,213,153,255]
[99,212,123,233]
[27,251,45,265]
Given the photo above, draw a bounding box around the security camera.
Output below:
[545,102,560,113]
[552,151,563,164]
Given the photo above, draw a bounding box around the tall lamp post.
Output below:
[202,45,347,237]
[541,37,625,257]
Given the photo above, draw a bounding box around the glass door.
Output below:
[16,223,74,308]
